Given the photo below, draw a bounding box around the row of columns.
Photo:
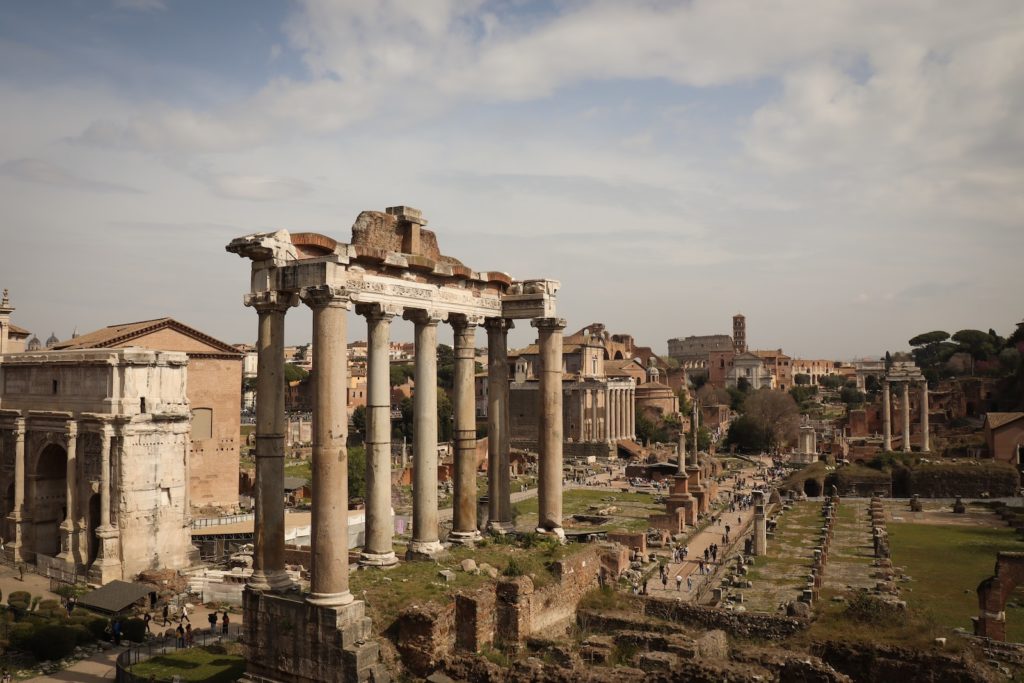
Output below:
[247,285,566,606]
[881,380,929,453]
[606,387,635,442]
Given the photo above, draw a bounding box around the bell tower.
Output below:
[733,313,746,354]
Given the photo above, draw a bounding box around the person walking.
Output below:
[675,574,682,591]
[208,610,218,632]
[162,603,169,626]
[175,623,185,648]
[185,623,194,647]
[221,611,230,635]
[661,573,668,590]
[180,602,190,624]
[687,576,693,591]
[144,612,152,634]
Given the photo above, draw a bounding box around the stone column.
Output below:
[629,388,635,440]
[359,304,398,567]
[753,490,767,556]
[90,425,122,583]
[615,389,623,440]
[901,382,911,453]
[58,421,78,562]
[7,418,27,562]
[590,388,599,441]
[691,402,700,461]
[677,422,686,475]
[450,315,482,544]
[485,318,513,534]
[920,382,930,452]
[304,285,353,605]
[882,380,892,452]
[248,291,296,592]
[407,309,444,557]
[534,317,566,538]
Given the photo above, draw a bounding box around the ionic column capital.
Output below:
[484,317,514,333]
[355,302,400,321]
[245,290,299,313]
[300,284,351,310]
[404,308,446,326]
[532,317,567,332]
[449,313,486,331]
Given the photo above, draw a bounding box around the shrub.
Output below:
[7,591,30,615]
[36,599,63,619]
[86,617,110,641]
[29,624,78,661]
[69,623,95,645]
[503,558,525,577]
[8,622,34,651]
[843,593,907,626]
[122,618,147,643]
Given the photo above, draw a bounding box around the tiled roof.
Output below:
[7,323,30,336]
[52,318,241,355]
[986,413,1024,430]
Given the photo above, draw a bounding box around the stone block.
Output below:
[638,651,679,672]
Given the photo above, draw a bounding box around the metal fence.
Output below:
[115,623,243,683]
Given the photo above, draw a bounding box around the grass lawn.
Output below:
[284,459,311,482]
[888,521,1024,642]
[130,644,245,683]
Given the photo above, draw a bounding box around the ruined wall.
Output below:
[530,548,601,635]
[396,601,456,677]
[185,356,241,510]
[640,597,807,640]
[907,462,1019,498]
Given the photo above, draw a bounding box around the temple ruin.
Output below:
[227,206,564,682]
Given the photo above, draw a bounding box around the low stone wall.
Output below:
[640,596,808,640]
[907,462,1019,498]
[813,641,993,683]
[397,546,602,674]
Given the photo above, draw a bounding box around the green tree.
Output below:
[636,414,670,445]
[390,363,414,387]
[789,385,817,407]
[819,375,843,390]
[725,415,770,453]
[350,405,367,444]
[348,446,366,500]
[952,329,1000,369]
[840,386,866,406]
[726,386,746,412]
[686,426,712,452]
[436,344,456,390]
[908,330,956,371]
[794,373,810,386]
[284,363,308,383]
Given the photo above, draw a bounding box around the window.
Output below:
[140,397,147,413]
[52,380,58,394]
[192,408,213,440]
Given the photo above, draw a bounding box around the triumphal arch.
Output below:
[228,206,565,682]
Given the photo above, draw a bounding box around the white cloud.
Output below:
[0,157,143,194]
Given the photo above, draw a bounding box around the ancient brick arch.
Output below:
[975,551,1024,640]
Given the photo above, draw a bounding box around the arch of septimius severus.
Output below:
[227,206,564,682]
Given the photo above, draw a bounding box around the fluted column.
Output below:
[359,304,399,567]
[920,382,930,452]
[248,291,296,592]
[614,389,622,440]
[608,389,616,441]
[450,315,482,544]
[303,285,353,605]
[7,418,27,562]
[629,388,635,440]
[590,387,599,441]
[406,309,444,557]
[58,422,78,561]
[691,402,699,463]
[901,382,911,453]
[485,318,513,533]
[882,380,892,451]
[534,317,565,538]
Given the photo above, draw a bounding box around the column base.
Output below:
[487,521,515,536]
[448,530,482,545]
[406,540,444,559]
[536,526,566,541]
[88,525,123,585]
[247,569,295,592]
[358,550,399,568]
[305,590,354,607]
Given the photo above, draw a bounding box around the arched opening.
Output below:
[87,493,101,564]
[613,351,624,360]
[804,478,822,497]
[32,443,67,557]
[3,482,13,546]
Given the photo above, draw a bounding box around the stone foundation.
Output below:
[242,589,388,682]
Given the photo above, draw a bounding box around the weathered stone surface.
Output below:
[460,559,478,573]
[695,629,729,660]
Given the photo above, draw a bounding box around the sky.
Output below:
[1,0,1021,360]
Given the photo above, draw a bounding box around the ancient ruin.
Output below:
[882,361,930,453]
[227,206,564,682]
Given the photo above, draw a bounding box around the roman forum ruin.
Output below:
[881,361,930,453]
[226,206,564,681]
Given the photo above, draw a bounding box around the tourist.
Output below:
[180,602,190,624]
[162,603,169,626]
[208,610,218,632]
[112,619,122,646]
[144,612,152,633]
[185,623,194,647]
[67,596,76,615]
[2,669,11,683]
[687,576,693,591]
[661,573,668,590]
[222,611,230,635]
[176,624,185,648]
[675,574,682,591]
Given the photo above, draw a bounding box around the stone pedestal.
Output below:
[88,526,123,584]
[242,589,389,683]
[687,466,709,515]
[665,475,697,526]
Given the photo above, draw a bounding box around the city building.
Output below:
[984,413,1024,467]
